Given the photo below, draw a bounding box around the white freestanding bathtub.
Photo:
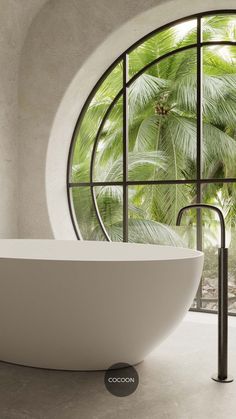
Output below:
[0,240,204,370]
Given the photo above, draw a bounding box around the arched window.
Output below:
[67,11,236,314]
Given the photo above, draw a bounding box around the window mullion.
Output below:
[123,54,129,242]
[196,16,203,309]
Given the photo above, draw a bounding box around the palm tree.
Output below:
[71,15,236,248]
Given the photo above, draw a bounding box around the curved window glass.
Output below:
[68,12,236,314]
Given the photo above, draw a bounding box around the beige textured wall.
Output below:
[1,0,236,238]
[0,0,47,237]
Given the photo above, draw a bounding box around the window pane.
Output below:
[71,62,123,182]
[93,97,123,182]
[202,182,236,313]
[95,186,123,241]
[202,14,236,42]
[128,49,197,181]
[202,46,236,179]
[71,187,106,240]
[128,184,196,246]
[128,19,197,78]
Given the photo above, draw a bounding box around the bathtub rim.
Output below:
[0,239,204,263]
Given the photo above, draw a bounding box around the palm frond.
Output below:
[129,74,168,120]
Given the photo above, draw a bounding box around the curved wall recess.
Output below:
[17,0,236,238]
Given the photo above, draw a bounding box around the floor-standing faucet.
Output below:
[176,203,233,383]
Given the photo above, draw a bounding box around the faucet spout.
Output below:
[176,203,226,248]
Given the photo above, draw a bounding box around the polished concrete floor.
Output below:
[0,312,236,419]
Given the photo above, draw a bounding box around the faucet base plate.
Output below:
[211,373,234,383]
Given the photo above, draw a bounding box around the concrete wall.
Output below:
[0,0,47,237]
[1,0,236,238]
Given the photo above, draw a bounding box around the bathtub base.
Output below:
[0,358,144,372]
